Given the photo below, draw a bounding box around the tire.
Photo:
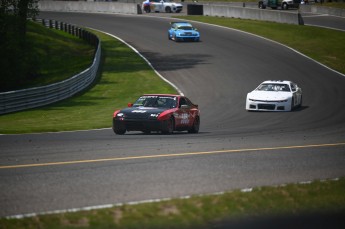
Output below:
[114,128,126,135]
[168,32,171,40]
[291,98,295,111]
[165,7,172,13]
[173,34,178,42]
[188,116,200,134]
[113,119,126,135]
[282,3,288,10]
[298,96,302,108]
[258,2,265,9]
[162,117,174,134]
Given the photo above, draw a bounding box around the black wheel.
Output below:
[188,116,200,134]
[298,96,302,108]
[291,98,295,111]
[144,5,151,13]
[282,3,288,10]
[165,7,172,13]
[168,32,171,40]
[173,34,178,42]
[162,117,174,134]
[258,2,264,9]
[114,128,126,135]
[113,120,126,135]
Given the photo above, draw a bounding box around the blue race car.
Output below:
[168,22,200,42]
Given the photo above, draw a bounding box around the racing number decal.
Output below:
[180,113,190,125]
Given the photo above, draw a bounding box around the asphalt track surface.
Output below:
[1,12,345,218]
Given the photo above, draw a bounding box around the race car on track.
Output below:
[113,94,200,135]
[168,22,200,42]
[246,80,302,111]
[142,0,183,13]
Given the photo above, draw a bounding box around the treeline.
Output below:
[0,0,39,92]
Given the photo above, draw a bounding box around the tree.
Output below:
[0,0,39,92]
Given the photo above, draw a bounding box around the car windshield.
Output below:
[178,26,193,30]
[133,96,177,108]
[256,83,290,92]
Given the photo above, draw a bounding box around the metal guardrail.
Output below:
[0,19,101,115]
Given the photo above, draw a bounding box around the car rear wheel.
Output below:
[258,1,266,9]
[188,116,200,133]
[165,7,172,13]
[282,3,288,10]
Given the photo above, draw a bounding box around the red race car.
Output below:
[112,94,200,135]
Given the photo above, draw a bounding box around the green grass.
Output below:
[0,30,176,134]
[1,178,344,228]
[1,21,95,91]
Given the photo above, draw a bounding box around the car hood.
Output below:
[118,107,173,119]
[177,29,198,33]
[247,91,291,101]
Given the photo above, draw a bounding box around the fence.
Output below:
[0,19,101,115]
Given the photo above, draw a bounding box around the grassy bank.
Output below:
[1,178,344,228]
[0,30,176,134]
[1,21,95,92]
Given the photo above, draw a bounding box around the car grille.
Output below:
[125,113,151,120]
[258,104,275,110]
[181,33,197,36]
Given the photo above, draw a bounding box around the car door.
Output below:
[174,97,192,128]
[155,0,164,12]
[290,82,301,106]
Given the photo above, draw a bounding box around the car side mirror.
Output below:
[128,103,133,107]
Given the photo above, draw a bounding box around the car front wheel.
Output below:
[290,98,295,111]
[162,117,174,134]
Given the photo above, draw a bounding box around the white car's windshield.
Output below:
[133,96,177,108]
[256,83,290,92]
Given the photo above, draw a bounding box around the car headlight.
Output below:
[278,99,288,103]
[116,113,124,117]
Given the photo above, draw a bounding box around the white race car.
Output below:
[246,80,302,111]
[142,0,183,13]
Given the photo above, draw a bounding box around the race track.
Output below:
[1,12,345,217]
